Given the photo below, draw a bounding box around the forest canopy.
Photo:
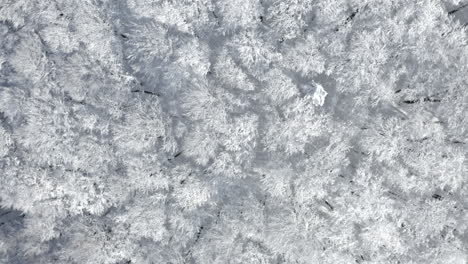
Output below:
[0,0,467,263]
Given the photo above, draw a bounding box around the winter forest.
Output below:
[0,0,468,263]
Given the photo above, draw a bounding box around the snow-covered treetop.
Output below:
[0,0,467,263]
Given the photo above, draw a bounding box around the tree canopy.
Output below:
[0,0,467,263]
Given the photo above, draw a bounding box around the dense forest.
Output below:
[0,0,467,263]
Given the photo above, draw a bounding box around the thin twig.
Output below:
[448,3,468,15]
[130,90,160,96]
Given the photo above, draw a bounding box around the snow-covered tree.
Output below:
[0,0,467,263]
